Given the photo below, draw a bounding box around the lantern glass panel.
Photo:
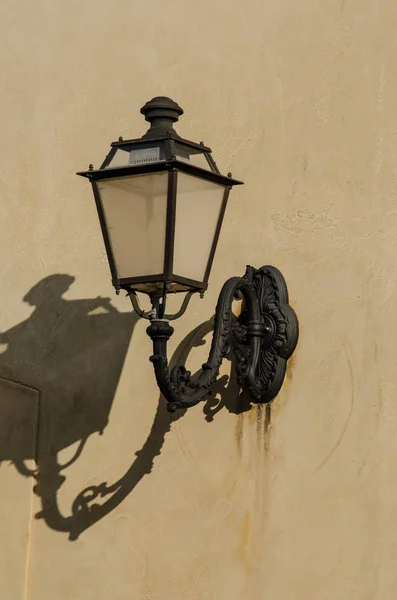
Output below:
[106,142,165,169]
[173,172,225,283]
[174,142,213,171]
[97,172,168,279]
[106,148,130,168]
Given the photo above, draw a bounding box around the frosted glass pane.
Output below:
[174,143,212,171]
[106,148,130,168]
[107,143,164,168]
[98,173,168,279]
[173,173,225,282]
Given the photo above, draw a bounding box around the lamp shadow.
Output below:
[0,277,252,541]
[64,317,252,541]
[0,275,137,532]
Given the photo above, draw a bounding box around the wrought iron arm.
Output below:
[146,265,299,413]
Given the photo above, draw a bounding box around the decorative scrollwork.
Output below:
[146,266,298,412]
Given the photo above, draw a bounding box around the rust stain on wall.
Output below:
[240,511,251,561]
[235,401,273,458]
[235,413,244,459]
[286,353,295,382]
[264,404,272,451]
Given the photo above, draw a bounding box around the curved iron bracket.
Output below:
[145,265,299,412]
[128,289,198,321]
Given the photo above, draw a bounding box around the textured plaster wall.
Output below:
[1,0,397,598]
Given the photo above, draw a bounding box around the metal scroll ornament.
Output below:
[146,265,299,412]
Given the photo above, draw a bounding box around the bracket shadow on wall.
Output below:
[77,96,299,412]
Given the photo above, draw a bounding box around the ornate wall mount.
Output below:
[146,265,298,412]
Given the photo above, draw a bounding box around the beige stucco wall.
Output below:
[1,0,397,598]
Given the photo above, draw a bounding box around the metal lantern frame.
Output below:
[77,98,242,298]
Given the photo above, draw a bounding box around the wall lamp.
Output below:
[77,97,298,412]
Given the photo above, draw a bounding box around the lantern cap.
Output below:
[140,96,184,139]
[76,95,244,186]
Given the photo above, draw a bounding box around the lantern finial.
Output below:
[140,96,183,139]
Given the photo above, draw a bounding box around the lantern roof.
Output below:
[77,97,243,187]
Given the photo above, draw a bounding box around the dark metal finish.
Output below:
[163,291,198,321]
[110,136,212,154]
[100,147,117,169]
[165,138,174,162]
[164,170,177,280]
[128,290,152,319]
[77,159,242,187]
[146,265,299,412]
[203,186,230,285]
[116,274,208,293]
[128,289,198,321]
[205,152,221,174]
[140,96,183,139]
